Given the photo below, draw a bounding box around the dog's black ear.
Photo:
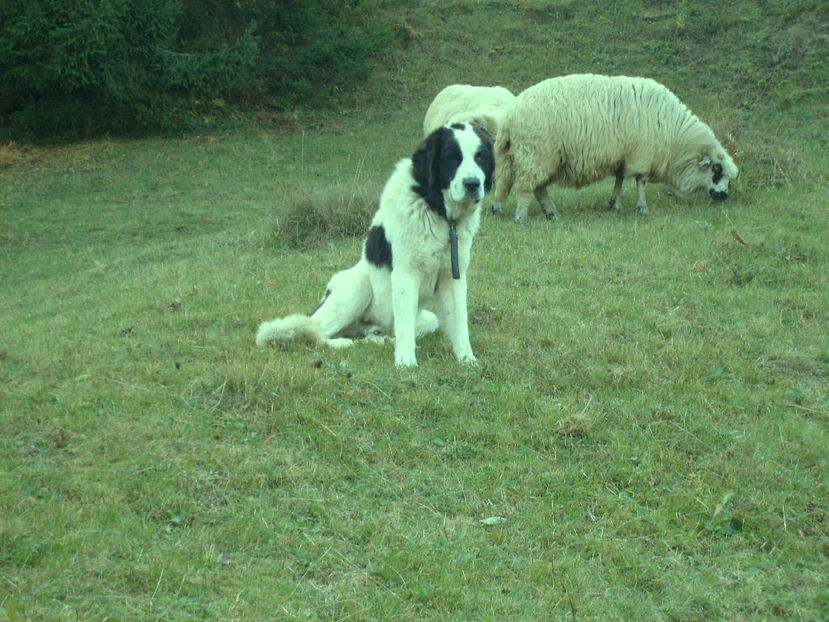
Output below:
[412,128,441,193]
[473,126,496,192]
[471,121,495,145]
[412,128,447,217]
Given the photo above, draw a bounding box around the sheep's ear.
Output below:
[698,155,712,171]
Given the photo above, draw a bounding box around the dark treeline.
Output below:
[0,0,392,139]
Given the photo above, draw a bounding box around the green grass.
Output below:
[2,1,828,620]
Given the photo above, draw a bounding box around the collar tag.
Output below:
[449,221,460,279]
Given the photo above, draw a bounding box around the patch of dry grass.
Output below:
[271,182,380,249]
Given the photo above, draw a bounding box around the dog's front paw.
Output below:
[394,347,417,366]
[457,352,477,365]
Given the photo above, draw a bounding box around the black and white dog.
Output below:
[256,123,494,366]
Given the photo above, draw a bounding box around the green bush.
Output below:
[0,0,391,138]
[242,0,393,107]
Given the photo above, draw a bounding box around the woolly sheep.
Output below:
[494,74,739,223]
[423,84,516,139]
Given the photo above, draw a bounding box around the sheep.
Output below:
[423,84,516,139]
[493,74,739,223]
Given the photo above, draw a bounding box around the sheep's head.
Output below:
[695,150,739,201]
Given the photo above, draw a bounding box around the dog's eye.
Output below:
[443,145,462,163]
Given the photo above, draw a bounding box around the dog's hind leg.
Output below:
[359,310,435,349]
[416,309,439,338]
[311,265,372,348]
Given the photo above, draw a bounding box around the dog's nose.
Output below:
[463,178,481,193]
[710,189,728,201]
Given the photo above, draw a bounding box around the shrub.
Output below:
[272,182,380,249]
[242,0,393,107]
[0,0,258,137]
[0,0,391,138]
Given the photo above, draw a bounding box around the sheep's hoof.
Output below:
[544,211,558,220]
[636,204,650,215]
[608,198,622,211]
[514,215,527,224]
[491,203,503,215]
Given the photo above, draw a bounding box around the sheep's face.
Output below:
[695,151,739,201]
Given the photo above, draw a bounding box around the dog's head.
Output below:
[412,123,494,220]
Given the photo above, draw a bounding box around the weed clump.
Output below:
[737,143,812,190]
[272,183,379,249]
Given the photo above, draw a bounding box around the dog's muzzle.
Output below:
[710,189,728,201]
[463,177,482,199]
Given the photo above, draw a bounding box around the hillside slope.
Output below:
[350,0,827,150]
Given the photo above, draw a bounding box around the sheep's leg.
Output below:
[609,170,624,211]
[534,185,558,220]
[514,192,534,224]
[635,175,649,214]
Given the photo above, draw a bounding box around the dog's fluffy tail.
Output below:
[255,314,320,347]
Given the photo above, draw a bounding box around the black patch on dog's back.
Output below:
[365,225,392,269]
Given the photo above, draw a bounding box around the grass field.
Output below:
[2,1,828,620]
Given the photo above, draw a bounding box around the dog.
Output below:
[256,123,494,367]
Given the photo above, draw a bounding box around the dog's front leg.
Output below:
[391,269,420,367]
[435,274,476,364]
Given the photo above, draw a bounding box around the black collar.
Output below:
[448,219,460,279]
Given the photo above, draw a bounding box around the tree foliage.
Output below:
[0,0,391,138]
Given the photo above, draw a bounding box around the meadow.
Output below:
[1,1,827,620]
